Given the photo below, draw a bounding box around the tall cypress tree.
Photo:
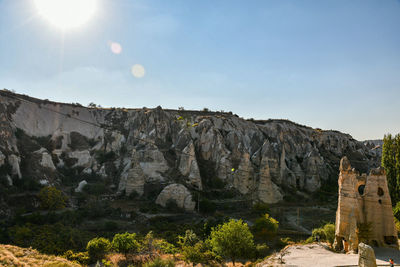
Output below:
[382,134,399,204]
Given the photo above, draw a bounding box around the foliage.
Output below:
[142,257,175,267]
[310,223,335,245]
[9,223,93,255]
[382,134,400,203]
[255,243,270,258]
[38,186,67,210]
[251,202,270,216]
[177,230,199,248]
[393,202,400,221]
[208,219,255,265]
[199,198,216,214]
[86,237,111,263]
[111,232,139,256]
[63,250,90,265]
[356,222,373,244]
[181,241,217,265]
[252,213,279,239]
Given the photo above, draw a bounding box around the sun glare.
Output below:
[34,0,97,29]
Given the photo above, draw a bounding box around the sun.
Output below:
[34,0,97,30]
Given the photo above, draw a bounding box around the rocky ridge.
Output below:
[0,90,382,211]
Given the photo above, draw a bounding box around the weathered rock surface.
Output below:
[155,183,196,211]
[358,243,377,267]
[334,157,398,252]
[0,90,383,206]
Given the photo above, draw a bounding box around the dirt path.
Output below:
[259,243,400,267]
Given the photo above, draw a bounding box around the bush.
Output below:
[208,219,255,265]
[86,237,111,262]
[63,250,90,265]
[178,230,198,248]
[182,241,217,265]
[143,257,175,267]
[255,243,270,258]
[251,202,270,215]
[111,232,139,256]
[310,223,335,245]
[393,202,400,221]
[252,213,279,239]
[38,186,67,210]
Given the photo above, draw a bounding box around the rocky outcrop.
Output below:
[0,90,383,206]
[75,180,87,193]
[155,184,196,211]
[334,157,398,252]
[358,243,377,267]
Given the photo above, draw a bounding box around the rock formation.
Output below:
[358,243,377,267]
[334,157,398,252]
[0,90,383,210]
[155,184,196,211]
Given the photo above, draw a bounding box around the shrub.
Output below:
[64,250,90,265]
[255,243,270,258]
[310,222,336,245]
[181,241,216,265]
[38,186,67,210]
[251,202,270,216]
[393,202,400,221]
[111,232,139,257]
[143,257,175,267]
[177,230,198,248]
[252,213,279,239]
[86,237,111,263]
[208,219,255,265]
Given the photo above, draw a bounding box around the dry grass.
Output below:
[0,244,80,267]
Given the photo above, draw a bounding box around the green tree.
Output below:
[86,237,110,262]
[38,186,67,210]
[382,134,400,203]
[252,213,279,239]
[178,230,198,248]
[208,219,255,266]
[111,232,139,257]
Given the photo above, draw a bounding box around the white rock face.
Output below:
[258,157,283,203]
[358,243,377,267]
[68,150,92,168]
[179,142,202,190]
[118,150,145,196]
[51,129,71,151]
[75,180,88,192]
[8,154,21,178]
[38,150,56,170]
[139,149,168,182]
[156,184,195,212]
[5,175,12,186]
[0,151,5,167]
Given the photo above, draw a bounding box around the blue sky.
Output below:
[0,0,399,140]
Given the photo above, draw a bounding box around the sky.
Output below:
[0,0,399,140]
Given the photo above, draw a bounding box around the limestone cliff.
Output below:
[0,90,382,211]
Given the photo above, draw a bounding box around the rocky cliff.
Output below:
[0,90,382,211]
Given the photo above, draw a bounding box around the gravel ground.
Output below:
[259,243,400,267]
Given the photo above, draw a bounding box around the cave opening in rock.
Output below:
[358,184,365,195]
[377,187,384,196]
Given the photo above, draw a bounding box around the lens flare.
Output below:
[131,64,145,78]
[109,41,122,54]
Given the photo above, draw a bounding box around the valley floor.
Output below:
[259,243,400,267]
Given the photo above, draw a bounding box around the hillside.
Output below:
[0,89,384,254]
[0,244,79,267]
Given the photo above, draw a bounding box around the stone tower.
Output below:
[333,157,398,252]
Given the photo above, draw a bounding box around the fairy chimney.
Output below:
[333,157,398,252]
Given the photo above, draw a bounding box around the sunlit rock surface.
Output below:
[0,90,382,205]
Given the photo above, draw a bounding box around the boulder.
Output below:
[75,180,88,192]
[358,243,377,267]
[156,184,195,212]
